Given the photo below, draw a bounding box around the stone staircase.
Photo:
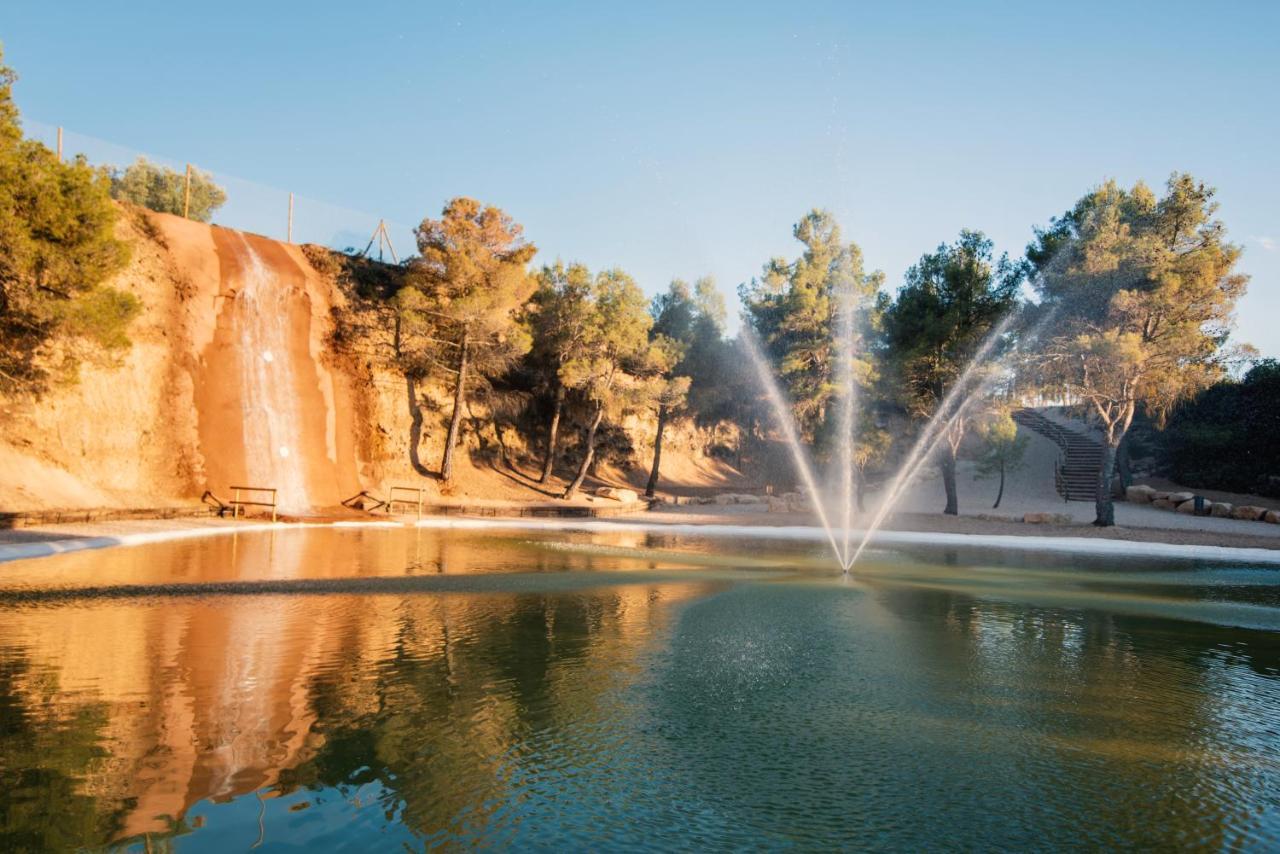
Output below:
[1012,408,1105,502]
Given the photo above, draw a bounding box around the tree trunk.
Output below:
[539,383,565,484]
[645,405,669,498]
[941,444,959,515]
[440,330,469,482]
[1093,441,1119,527]
[1116,433,1133,491]
[993,458,1005,509]
[563,403,604,499]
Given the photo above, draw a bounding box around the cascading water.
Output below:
[231,234,309,512]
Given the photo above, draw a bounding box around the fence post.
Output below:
[287,192,294,243]
[56,127,63,162]
[183,163,192,219]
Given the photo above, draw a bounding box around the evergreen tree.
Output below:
[0,46,135,395]
[882,230,1021,515]
[973,409,1028,509]
[739,209,882,445]
[560,268,652,499]
[526,261,595,483]
[401,197,536,482]
[1025,175,1247,525]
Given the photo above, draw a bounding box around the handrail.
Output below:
[386,486,427,520]
[228,485,278,522]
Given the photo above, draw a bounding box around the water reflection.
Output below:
[0,527,1276,848]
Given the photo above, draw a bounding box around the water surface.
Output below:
[0,526,1277,850]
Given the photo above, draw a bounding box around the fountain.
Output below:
[745,293,1042,574]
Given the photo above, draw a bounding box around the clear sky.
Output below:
[4,1,1278,356]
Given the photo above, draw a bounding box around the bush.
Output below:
[109,157,226,222]
[1162,361,1280,496]
[0,47,134,394]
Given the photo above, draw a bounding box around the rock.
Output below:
[713,493,736,505]
[595,486,639,503]
[1023,512,1072,525]
[1265,510,1280,525]
[780,491,802,502]
[1125,485,1156,504]
[734,494,765,505]
[1209,502,1233,518]
[767,497,789,513]
[1231,505,1267,521]
[1175,499,1198,515]
[1151,498,1176,510]
[1151,491,1170,501]
[1166,491,1194,504]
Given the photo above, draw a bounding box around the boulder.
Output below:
[767,497,790,513]
[1209,502,1233,518]
[1265,510,1280,525]
[1231,505,1267,521]
[1151,491,1171,502]
[713,493,737,505]
[734,494,765,505]
[1166,491,1194,504]
[1125,485,1156,504]
[1151,498,1176,511]
[1175,499,1199,515]
[595,486,639,503]
[1023,512,1072,525]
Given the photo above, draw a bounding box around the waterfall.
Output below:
[231,234,309,512]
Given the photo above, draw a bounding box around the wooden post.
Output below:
[56,127,63,162]
[183,163,192,219]
[287,192,294,243]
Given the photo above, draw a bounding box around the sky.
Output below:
[4,1,1278,356]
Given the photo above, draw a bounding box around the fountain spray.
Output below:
[741,328,847,569]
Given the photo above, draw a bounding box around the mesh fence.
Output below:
[24,119,416,262]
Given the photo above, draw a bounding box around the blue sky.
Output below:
[5,1,1278,356]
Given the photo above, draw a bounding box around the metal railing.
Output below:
[386,486,427,520]
[228,486,278,522]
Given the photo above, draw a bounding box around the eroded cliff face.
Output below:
[0,207,745,512]
[0,209,368,511]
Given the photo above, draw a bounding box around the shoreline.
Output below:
[2,505,1279,567]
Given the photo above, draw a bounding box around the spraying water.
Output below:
[232,234,309,512]
[845,309,1055,571]
[741,329,847,568]
[836,288,858,569]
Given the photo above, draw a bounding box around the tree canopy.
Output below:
[739,209,883,445]
[881,229,1021,514]
[109,158,226,222]
[1025,174,1248,524]
[401,197,537,481]
[0,46,135,395]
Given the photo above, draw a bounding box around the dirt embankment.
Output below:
[0,210,747,513]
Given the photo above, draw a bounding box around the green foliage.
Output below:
[559,267,652,408]
[882,230,1021,422]
[527,260,595,391]
[109,157,226,222]
[399,196,536,381]
[974,410,1029,480]
[1025,174,1248,523]
[1026,175,1247,438]
[0,45,134,394]
[1161,361,1280,496]
[740,209,883,442]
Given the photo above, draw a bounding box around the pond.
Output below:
[0,524,1277,850]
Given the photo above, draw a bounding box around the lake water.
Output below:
[0,524,1277,850]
